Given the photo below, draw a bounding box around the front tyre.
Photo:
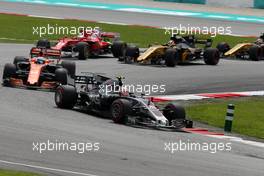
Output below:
[55,85,77,109]
[112,41,127,61]
[13,56,28,65]
[163,103,187,128]
[204,48,220,65]
[124,44,140,64]
[249,45,262,61]
[3,63,16,81]
[165,48,179,67]
[163,103,186,122]
[111,99,131,124]
[75,42,89,60]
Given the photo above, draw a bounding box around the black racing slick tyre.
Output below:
[124,45,140,63]
[3,63,16,80]
[75,42,89,60]
[163,103,186,122]
[165,48,179,67]
[204,48,220,65]
[36,39,51,49]
[216,42,230,57]
[112,41,127,60]
[55,68,68,85]
[249,45,262,61]
[111,99,131,124]
[55,85,77,109]
[13,56,28,65]
[61,61,76,78]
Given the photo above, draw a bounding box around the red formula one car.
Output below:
[3,48,75,90]
[33,29,126,60]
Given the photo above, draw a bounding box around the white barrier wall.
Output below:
[206,0,253,8]
[154,0,264,8]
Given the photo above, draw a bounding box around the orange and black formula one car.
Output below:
[2,48,75,90]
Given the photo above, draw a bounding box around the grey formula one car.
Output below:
[54,73,193,130]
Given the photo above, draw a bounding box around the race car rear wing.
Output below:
[74,75,95,85]
[194,39,212,47]
[101,32,120,40]
[172,35,212,48]
[30,47,61,58]
[74,73,110,85]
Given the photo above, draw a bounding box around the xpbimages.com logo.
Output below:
[32,140,100,154]
[164,24,232,38]
[164,140,232,154]
[32,24,100,37]
[99,82,166,96]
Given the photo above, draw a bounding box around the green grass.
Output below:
[0,14,256,47]
[0,169,42,176]
[184,97,264,139]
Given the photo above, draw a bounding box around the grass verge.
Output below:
[0,14,256,47]
[184,97,264,139]
[0,169,42,176]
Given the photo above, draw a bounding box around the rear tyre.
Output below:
[124,44,140,64]
[55,68,68,85]
[13,56,28,65]
[55,85,77,109]
[249,45,262,61]
[111,99,131,124]
[216,42,230,57]
[164,48,178,67]
[36,39,51,49]
[61,61,76,78]
[75,42,89,60]
[204,48,220,65]
[112,41,127,60]
[3,63,16,80]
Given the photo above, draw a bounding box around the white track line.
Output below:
[152,90,264,101]
[0,37,32,41]
[0,159,99,176]
[98,21,128,25]
[28,15,63,19]
[208,135,264,148]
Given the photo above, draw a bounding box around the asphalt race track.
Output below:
[0,43,264,176]
[0,1,263,36]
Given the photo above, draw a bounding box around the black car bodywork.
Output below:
[54,73,193,130]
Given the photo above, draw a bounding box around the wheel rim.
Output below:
[55,91,62,104]
[112,103,121,120]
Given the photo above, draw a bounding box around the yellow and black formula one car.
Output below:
[119,35,220,67]
[217,33,264,61]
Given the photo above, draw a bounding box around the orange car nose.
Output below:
[27,63,43,85]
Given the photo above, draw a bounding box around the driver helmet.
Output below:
[256,38,263,44]
[167,40,175,46]
[36,57,46,64]
[93,27,102,37]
